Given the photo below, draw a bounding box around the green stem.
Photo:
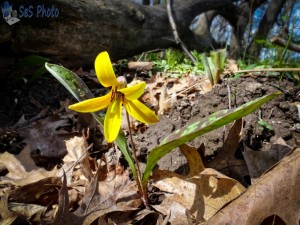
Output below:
[125,111,150,208]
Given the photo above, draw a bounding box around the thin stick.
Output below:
[237,68,300,74]
[166,0,197,64]
[164,82,200,103]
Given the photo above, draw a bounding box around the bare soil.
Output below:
[0,73,299,186]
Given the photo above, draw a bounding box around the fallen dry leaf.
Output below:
[53,173,82,225]
[18,115,76,170]
[243,137,292,183]
[152,144,245,223]
[144,73,212,115]
[203,147,300,225]
[9,177,61,205]
[0,152,59,186]
[0,191,20,224]
[179,144,205,177]
[63,135,93,181]
[205,119,249,185]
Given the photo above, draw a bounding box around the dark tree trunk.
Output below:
[247,0,286,57]
[229,0,268,59]
[0,0,238,73]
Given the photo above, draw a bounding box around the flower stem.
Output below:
[125,111,150,208]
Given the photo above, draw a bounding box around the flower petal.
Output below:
[118,82,146,100]
[124,99,159,124]
[104,98,122,143]
[69,91,112,112]
[95,52,119,87]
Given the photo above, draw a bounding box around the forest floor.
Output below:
[0,69,299,224]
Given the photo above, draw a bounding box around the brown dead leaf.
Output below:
[8,202,47,223]
[144,74,212,115]
[63,135,93,181]
[53,173,82,225]
[179,144,205,177]
[243,137,292,183]
[152,144,245,223]
[203,147,300,225]
[0,191,20,224]
[0,152,59,186]
[225,59,239,73]
[18,115,75,170]
[205,119,249,184]
[72,161,141,224]
[152,168,245,223]
[0,152,27,180]
[9,177,61,205]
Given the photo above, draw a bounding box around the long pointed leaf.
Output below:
[142,92,281,185]
[45,63,137,178]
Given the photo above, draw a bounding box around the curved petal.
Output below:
[118,82,146,100]
[69,91,112,112]
[104,98,122,143]
[124,99,159,124]
[95,52,119,87]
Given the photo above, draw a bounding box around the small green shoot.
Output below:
[257,118,274,132]
[202,48,227,85]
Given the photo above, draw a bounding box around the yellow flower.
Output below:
[69,51,159,143]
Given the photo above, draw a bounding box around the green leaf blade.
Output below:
[142,92,281,185]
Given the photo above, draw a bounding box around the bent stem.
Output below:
[125,111,150,208]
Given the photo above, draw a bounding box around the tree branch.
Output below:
[270,36,300,53]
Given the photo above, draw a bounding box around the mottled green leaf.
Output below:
[142,92,281,186]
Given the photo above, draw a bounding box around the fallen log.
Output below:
[0,0,238,72]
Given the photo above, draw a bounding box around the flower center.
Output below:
[111,76,127,102]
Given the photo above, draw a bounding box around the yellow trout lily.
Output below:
[69,51,159,143]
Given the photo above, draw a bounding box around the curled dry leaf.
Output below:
[63,135,93,181]
[204,119,249,184]
[0,152,59,187]
[53,173,82,225]
[203,147,300,225]
[9,177,62,205]
[152,144,245,224]
[179,144,205,177]
[75,169,141,225]
[16,115,76,170]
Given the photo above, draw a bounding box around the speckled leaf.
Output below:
[45,63,136,178]
[143,92,281,185]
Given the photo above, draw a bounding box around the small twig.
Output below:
[227,84,232,110]
[60,143,94,179]
[166,0,197,64]
[165,82,200,103]
[268,107,275,119]
[236,68,300,74]
[137,49,165,61]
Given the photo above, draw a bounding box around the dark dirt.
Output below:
[0,72,299,186]
[135,76,300,184]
